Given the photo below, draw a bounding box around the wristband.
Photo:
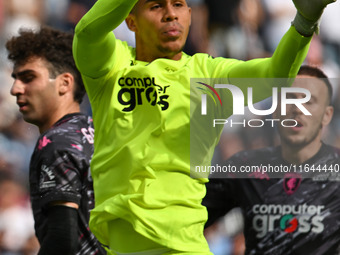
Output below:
[292,11,320,37]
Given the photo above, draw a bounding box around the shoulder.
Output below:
[325,144,340,156]
[115,39,135,56]
[111,38,136,67]
[189,52,242,76]
[190,53,215,63]
[35,114,94,154]
[54,113,93,131]
[319,144,340,163]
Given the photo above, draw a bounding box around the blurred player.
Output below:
[204,65,340,254]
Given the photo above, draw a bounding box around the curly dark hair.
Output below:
[6,26,85,104]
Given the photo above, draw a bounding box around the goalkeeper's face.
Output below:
[126,0,191,61]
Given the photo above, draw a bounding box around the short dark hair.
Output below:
[6,26,85,104]
[298,65,333,105]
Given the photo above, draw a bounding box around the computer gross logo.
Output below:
[117,76,170,112]
[252,204,325,238]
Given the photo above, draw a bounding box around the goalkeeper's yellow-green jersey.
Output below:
[73,0,311,252]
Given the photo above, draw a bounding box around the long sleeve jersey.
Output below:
[73,0,311,252]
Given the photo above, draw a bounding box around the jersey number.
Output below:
[81,127,95,144]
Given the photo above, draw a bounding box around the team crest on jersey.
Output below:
[283,173,301,195]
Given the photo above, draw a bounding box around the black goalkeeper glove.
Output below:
[292,0,337,36]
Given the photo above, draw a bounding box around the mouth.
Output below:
[162,24,182,38]
[164,28,180,37]
[295,120,303,127]
[291,119,304,131]
[17,101,29,111]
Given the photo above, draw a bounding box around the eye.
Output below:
[286,93,296,99]
[174,2,184,7]
[151,4,161,10]
[305,98,315,105]
[20,75,35,83]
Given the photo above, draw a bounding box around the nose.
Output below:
[10,79,24,96]
[162,4,177,22]
[289,104,304,116]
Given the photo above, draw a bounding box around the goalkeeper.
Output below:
[73,0,336,254]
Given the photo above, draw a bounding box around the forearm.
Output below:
[228,25,311,79]
[227,0,338,79]
[73,0,138,78]
[38,206,78,255]
[203,179,235,228]
[221,25,311,107]
[261,25,311,78]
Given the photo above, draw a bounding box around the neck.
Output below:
[135,42,183,62]
[281,140,323,165]
[39,103,80,134]
[136,50,183,62]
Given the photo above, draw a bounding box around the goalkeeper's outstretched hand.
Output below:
[292,0,337,36]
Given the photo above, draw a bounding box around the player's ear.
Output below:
[57,73,74,95]
[126,14,137,32]
[322,105,334,127]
